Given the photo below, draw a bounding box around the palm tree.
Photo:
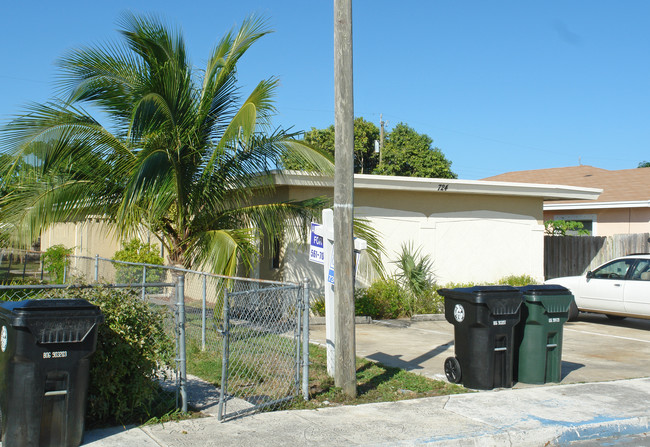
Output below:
[0,13,334,275]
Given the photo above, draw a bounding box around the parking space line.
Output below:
[565,328,650,344]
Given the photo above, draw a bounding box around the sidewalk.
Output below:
[84,377,650,446]
[82,316,650,446]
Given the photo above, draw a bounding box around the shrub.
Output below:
[496,274,539,286]
[411,285,444,314]
[61,287,175,426]
[355,279,406,319]
[311,295,326,316]
[41,245,73,283]
[112,239,165,284]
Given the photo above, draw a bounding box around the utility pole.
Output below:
[379,114,385,166]
[333,0,356,397]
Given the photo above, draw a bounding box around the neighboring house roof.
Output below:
[483,166,649,210]
[274,171,601,201]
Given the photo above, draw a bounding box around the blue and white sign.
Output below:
[309,223,325,265]
[327,253,335,284]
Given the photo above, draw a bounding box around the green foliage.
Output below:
[393,242,434,315]
[282,117,379,174]
[544,220,589,236]
[41,245,73,283]
[112,239,165,284]
[638,161,650,168]
[311,295,326,316]
[288,343,466,409]
[496,274,538,286]
[373,123,457,179]
[0,13,333,276]
[62,287,175,426]
[358,273,538,319]
[354,242,440,319]
[355,279,406,319]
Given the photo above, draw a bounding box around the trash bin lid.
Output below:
[0,299,103,344]
[519,284,571,298]
[518,285,573,313]
[0,299,99,313]
[438,286,521,303]
[438,286,522,316]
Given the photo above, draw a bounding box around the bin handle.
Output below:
[494,347,507,352]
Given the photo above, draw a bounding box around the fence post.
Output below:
[63,263,67,284]
[22,253,27,280]
[202,274,207,351]
[217,288,230,421]
[176,274,188,413]
[142,266,147,301]
[6,253,12,281]
[302,278,310,401]
[94,254,99,282]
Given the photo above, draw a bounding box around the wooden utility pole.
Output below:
[333,0,356,397]
[379,114,385,166]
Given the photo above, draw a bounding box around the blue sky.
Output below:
[1,1,648,179]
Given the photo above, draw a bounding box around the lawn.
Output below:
[288,344,468,409]
[185,338,468,411]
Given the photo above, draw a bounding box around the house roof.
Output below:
[273,171,601,201]
[482,165,650,209]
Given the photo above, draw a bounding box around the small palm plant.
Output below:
[393,242,435,316]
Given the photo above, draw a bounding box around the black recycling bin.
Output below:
[515,285,573,384]
[439,286,522,390]
[0,299,103,447]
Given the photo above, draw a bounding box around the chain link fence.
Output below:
[21,253,311,421]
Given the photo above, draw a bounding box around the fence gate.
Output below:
[215,282,308,421]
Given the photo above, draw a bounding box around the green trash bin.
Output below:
[515,285,574,384]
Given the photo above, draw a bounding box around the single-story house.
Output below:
[258,171,600,290]
[483,166,650,236]
[40,171,600,289]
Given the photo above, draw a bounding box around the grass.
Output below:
[287,344,468,409]
[186,336,468,411]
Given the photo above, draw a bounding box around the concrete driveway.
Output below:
[309,314,650,387]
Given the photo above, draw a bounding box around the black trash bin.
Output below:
[0,299,103,447]
[439,286,522,390]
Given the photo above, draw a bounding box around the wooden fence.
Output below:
[544,233,650,279]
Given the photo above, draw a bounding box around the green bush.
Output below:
[496,274,538,286]
[411,285,444,314]
[62,287,175,426]
[355,279,406,319]
[112,239,165,284]
[311,295,326,316]
[41,245,73,283]
[357,274,541,319]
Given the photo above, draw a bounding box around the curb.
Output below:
[411,314,445,321]
[310,316,372,325]
[310,315,445,326]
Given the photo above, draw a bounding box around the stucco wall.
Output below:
[261,185,546,290]
[41,221,162,260]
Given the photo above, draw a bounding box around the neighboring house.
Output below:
[258,171,600,289]
[40,171,600,288]
[483,166,650,236]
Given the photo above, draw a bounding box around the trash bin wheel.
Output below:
[444,357,462,383]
